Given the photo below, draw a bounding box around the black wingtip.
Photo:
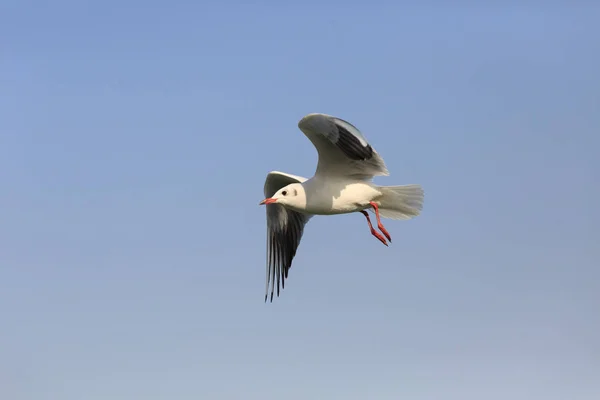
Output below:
[336,124,374,160]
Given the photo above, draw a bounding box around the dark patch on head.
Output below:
[335,124,374,160]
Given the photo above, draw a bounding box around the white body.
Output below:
[287,176,383,216]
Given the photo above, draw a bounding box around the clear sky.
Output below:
[1,2,599,399]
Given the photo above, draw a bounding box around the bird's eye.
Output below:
[282,190,287,196]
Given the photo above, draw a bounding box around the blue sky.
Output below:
[1,2,599,399]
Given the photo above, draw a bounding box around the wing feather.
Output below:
[297,113,389,180]
[263,171,312,302]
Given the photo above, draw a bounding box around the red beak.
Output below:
[259,198,277,205]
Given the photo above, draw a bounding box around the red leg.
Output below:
[369,202,392,243]
[360,210,388,246]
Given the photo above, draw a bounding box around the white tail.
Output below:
[375,184,424,220]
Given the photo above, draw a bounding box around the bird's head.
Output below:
[259,183,306,209]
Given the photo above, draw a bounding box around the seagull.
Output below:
[259,113,424,302]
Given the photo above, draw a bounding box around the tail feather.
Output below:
[375,184,424,220]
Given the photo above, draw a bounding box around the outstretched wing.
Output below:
[263,171,312,302]
[297,113,389,180]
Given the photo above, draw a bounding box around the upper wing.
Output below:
[263,171,312,302]
[297,113,389,180]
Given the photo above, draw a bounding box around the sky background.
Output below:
[1,2,599,399]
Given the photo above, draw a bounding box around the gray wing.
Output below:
[263,171,312,302]
[297,113,389,180]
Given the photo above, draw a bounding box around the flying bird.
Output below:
[260,113,424,302]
